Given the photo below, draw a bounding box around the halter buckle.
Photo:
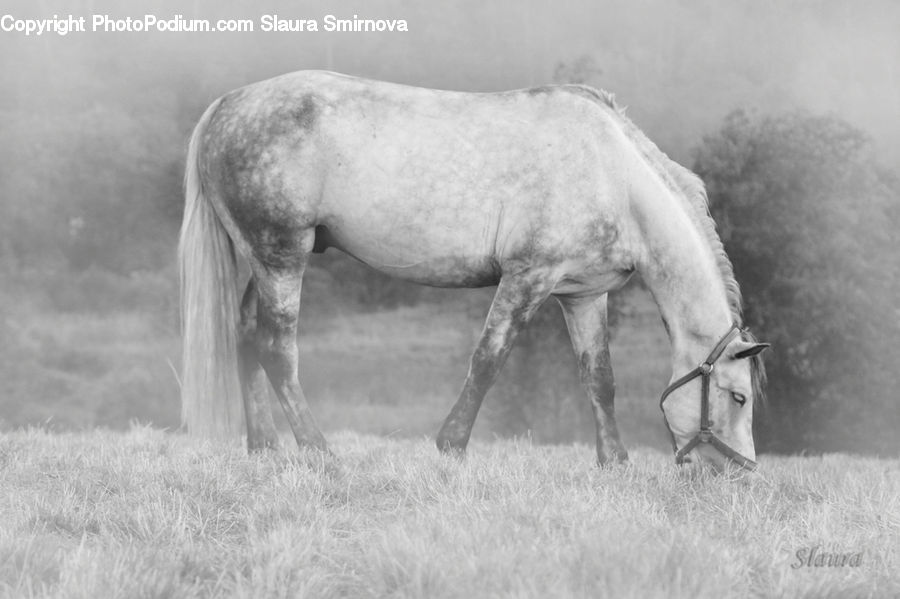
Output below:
[698,362,713,376]
[698,429,713,443]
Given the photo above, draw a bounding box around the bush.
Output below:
[694,111,900,454]
[0,106,182,274]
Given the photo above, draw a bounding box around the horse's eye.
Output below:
[731,392,747,407]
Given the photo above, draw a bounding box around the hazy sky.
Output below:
[2,0,898,164]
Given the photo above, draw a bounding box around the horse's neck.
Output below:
[630,176,733,364]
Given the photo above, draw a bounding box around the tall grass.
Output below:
[0,427,897,598]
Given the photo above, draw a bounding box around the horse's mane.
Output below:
[561,84,766,404]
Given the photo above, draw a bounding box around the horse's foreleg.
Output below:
[557,293,628,465]
[436,275,552,455]
[239,279,280,452]
[253,232,327,452]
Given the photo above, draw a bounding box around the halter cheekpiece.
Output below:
[659,324,757,471]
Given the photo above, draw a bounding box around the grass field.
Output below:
[2,272,897,597]
[1,427,897,598]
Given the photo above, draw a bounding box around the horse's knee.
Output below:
[597,369,616,403]
[255,327,297,379]
[254,335,282,375]
[578,354,616,405]
[238,316,258,359]
[590,349,615,398]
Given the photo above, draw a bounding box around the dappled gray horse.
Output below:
[179,71,768,469]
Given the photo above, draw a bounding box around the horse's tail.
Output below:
[178,97,244,438]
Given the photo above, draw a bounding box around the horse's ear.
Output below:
[733,343,770,360]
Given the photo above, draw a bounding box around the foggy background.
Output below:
[1,0,898,455]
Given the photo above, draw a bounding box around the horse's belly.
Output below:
[316,162,508,287]
[316,223,501,288]
[365,255,501,288]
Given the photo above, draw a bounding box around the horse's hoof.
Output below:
[436,437,467,459]
[247,437,280,453]
[597,448,629,467]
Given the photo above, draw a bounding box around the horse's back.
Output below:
[199,71,636,288]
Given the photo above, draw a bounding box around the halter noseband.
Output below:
[659,324,757,471]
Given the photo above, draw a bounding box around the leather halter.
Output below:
[659,324,757,471]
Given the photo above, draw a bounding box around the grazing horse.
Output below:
[179,71,769,469]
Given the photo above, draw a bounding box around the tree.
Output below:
[0,106,183,274]
[694,111,900,454]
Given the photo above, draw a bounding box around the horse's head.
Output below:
[661,326,769,471]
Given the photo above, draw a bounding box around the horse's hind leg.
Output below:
[436,275,553,455]
[239,279,280,452]
[252,231,327,452]
[557,293,628,465]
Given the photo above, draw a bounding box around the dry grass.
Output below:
[2,275,897,596]
[1,427,897,598]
